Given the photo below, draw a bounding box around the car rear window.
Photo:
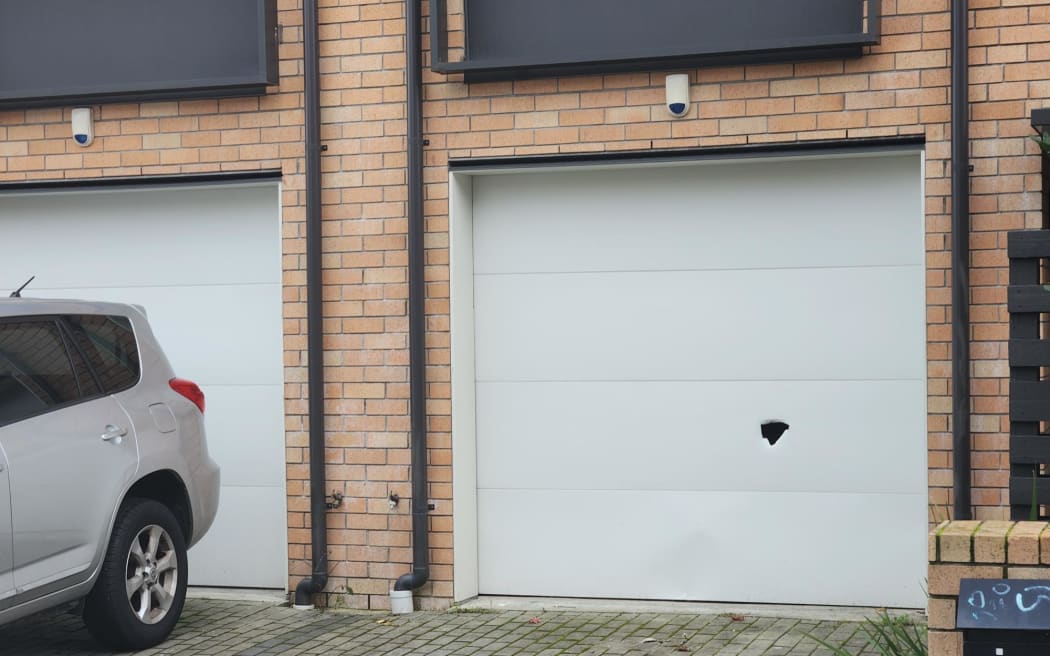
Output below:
[65,315,140,394]
[0,319,83,426]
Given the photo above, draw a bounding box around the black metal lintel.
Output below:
[0,170,282,193]
[449,136,924,172]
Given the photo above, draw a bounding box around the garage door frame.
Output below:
[0,173,289,591]
[450,144,927,604]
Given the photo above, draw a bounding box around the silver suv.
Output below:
[0,298,220,650]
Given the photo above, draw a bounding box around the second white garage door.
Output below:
[462,152,927,608]
[0,182,286,589]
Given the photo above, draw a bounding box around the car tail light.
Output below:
[169,378,205,414]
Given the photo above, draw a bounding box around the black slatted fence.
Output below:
[1009,229,1050,519]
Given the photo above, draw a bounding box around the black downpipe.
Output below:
[294,0,329,607]
[951,0,972,520]
[394,0,430,594]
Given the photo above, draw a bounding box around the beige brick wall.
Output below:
[964,0,1049,516]
[0,0,1047,610]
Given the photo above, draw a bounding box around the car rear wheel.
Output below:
[83,498,188,650]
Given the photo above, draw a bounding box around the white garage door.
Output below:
[0,183,286,589]
[470,153,927,607]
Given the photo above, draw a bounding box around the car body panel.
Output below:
[2,394,138,594]
[0,441,13,609]
[114,309,220,548]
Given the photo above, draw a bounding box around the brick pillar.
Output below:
[928,520,1050,656]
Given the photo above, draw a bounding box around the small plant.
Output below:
[1033,131,1050,156]
[807,610,926,656]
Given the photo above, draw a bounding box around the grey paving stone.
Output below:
[0,598,914,656]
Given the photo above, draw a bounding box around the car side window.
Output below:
[65,315,140,394]
[0,319,83,426]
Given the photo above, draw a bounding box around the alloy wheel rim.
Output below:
[124,524,179,625]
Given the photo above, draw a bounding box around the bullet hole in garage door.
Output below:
[761,421,789,446]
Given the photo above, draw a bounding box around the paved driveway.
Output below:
[0,597,887,655]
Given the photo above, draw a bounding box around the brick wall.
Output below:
[963,0,1050,516]
[0,0,1047,609]
[928,520,1050,656]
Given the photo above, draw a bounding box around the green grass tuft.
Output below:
[806,610,926,656]
[1033,132,1050,156]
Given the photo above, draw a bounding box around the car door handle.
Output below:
[101,425,128,442]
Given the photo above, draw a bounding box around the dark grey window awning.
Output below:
[0,0,277,109]
[431,0,881,82]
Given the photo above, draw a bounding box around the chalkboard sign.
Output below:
[958,579,1050,630]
